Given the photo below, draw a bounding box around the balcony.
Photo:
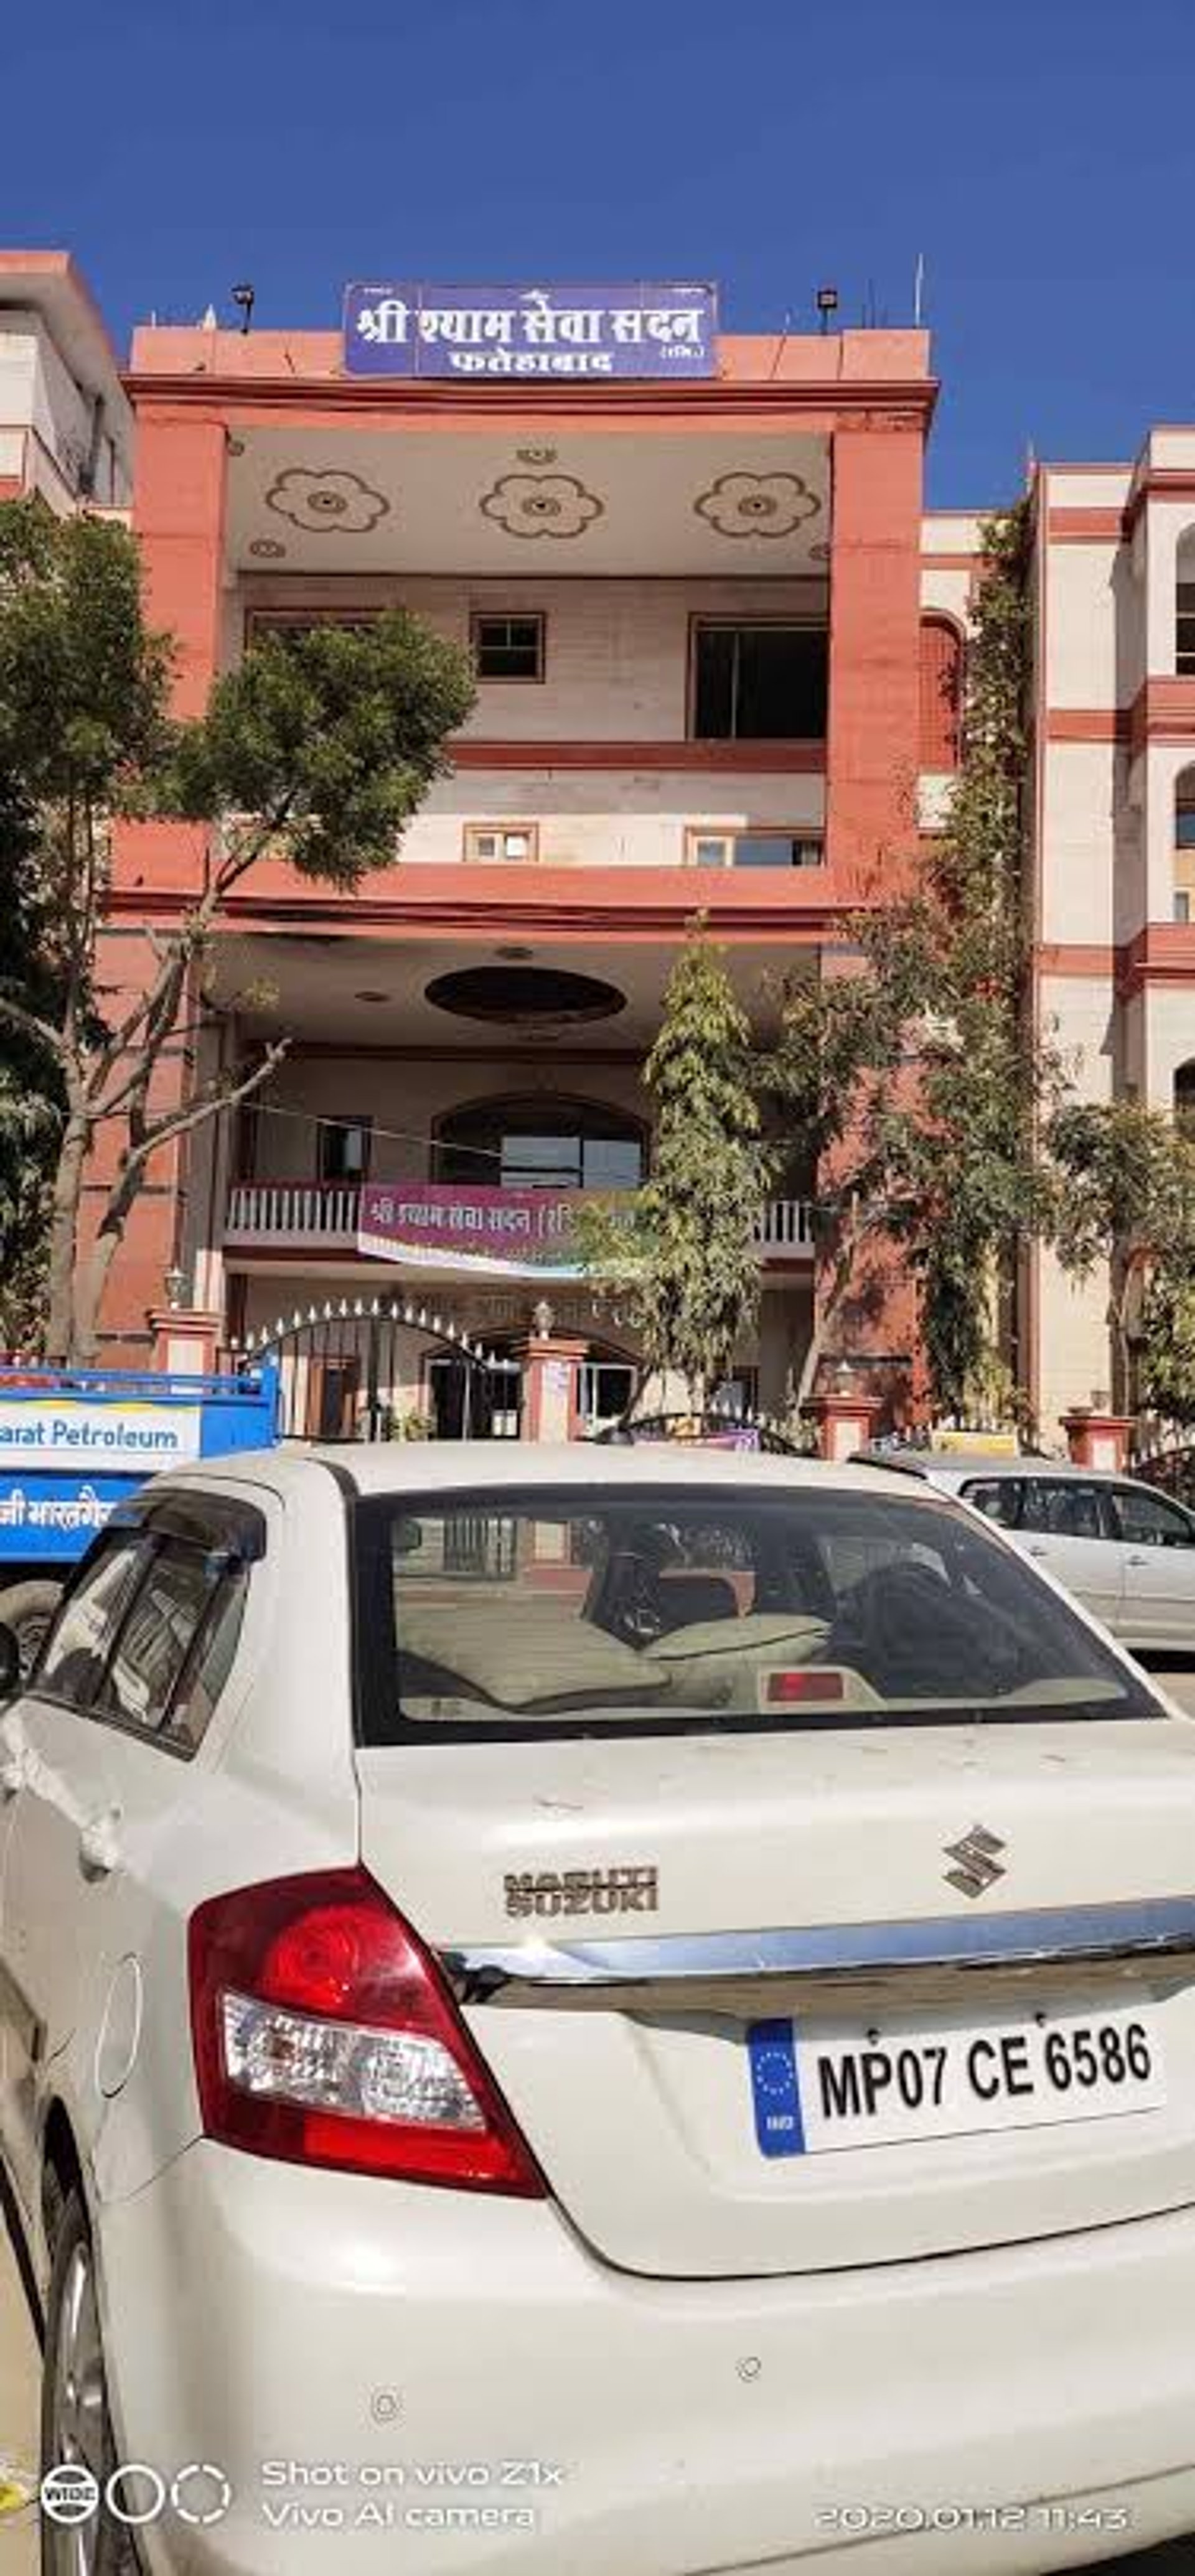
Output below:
[223,1182,815,1263]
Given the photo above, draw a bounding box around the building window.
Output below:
[685,828,823,869]
[1176,769,1195,847]
[462,824,539,863]
[1176,892,1191,923]
[434,1096,644,1192]
[317,1118,372,1183]
[1177,576,1195,677]
[472,612,545,681]
[691,622,828,740]
[919,616,965,769]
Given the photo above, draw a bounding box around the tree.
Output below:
[1136,1268,1195,1427]
[0,499,475,1361]
[771,498,1055,1421]
[1049,1099,1195,1410]
[578,927,774,1412]
[0,780,62,1350]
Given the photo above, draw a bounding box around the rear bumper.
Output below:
[100,2143,1195,2574]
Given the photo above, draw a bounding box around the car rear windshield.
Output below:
[352,1484,1165,1743]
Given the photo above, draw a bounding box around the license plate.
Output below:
[747,2002,1166,2157]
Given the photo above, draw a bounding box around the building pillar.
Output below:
[802,1390,883,1461]
[815,422,924,1404]
[515,1335,588,1443]
[133,408,229,715]
[825,421,924,887]
[1061,1410,1134,1473]
[146,1307,223,1375]
[93,411,230,1358]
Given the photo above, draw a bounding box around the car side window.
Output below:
[960,1479,1021,1528]
[1019,1480,1109,1541]
[35,1532,156,1709]
[95,1540,249,1751]
[1113,1486,1195,1549]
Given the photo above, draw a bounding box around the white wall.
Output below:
[0,314,130,508]
[235,1053,649,1188]
[1044,542,1122,708]
[237,573,828,742]
[1039,745,1120,944]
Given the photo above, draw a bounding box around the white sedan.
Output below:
[4,1444,1195,2573]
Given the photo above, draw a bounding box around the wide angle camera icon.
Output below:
[39,2463,100,2525]
[39,2460,233,2530]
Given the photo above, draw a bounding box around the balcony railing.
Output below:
[224,1183,815,1259]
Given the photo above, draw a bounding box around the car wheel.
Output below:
[40,2188,137,2575]
[0,1580,62,1678]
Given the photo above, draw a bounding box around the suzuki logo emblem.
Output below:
[944,1824,1006,1900]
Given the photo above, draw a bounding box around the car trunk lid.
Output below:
[358,1715,1195,2279]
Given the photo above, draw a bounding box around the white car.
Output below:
[861,1450,1195,1649]
[4,1444,1195,2574]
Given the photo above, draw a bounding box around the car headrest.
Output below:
[655,1574,740,1631]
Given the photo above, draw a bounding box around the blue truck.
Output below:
[0,1362,281,1664]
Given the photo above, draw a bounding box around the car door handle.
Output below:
[1127,1554,1150,1568]
[78,1806,123,1879]
[1027,1544,1049,1558]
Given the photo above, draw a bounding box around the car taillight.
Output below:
[189,1868,543,2195]
[764,1668,846,1705]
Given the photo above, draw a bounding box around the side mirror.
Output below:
[0,1623,21,1699]
[394,1519,424,1557]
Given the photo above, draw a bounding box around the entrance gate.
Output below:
[237,1295,519,1442]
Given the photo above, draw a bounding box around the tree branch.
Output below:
[0,990,72,1069]
[118,1040,290,1182]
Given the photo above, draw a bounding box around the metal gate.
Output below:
[237,1295,520,1443]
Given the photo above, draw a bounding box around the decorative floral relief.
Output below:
[265,468,390,534]
[809,540,830,561]
[480,472,603,540]
[227,437,246,458]
[248,538,286,559]
[694,471,821,540]
[516,445,557,465]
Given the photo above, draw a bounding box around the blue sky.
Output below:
[5,0,1193,506]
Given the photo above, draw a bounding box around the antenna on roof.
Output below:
[913,253,926,326]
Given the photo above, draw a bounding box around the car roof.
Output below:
[166,1441,953,1505]
[856,1448,1139,1486]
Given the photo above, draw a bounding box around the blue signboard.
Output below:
[0,1366,280,1573]
[343,282,718,381]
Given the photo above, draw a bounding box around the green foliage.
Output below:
[578,928,774,1407]
[771,498,1051,1416]
[0,500,475,1359]
[1049,1101,1195,1279]
[165,612,475,884]
[1136,1268,1195,1426]
[1048,1099,1195,1406]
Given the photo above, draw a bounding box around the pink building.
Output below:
[78,284,949,1439]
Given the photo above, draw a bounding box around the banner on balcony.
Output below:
[357,1182,590,1279]
[343,282,718,380]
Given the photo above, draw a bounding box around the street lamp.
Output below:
[163,1266,187,1312]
